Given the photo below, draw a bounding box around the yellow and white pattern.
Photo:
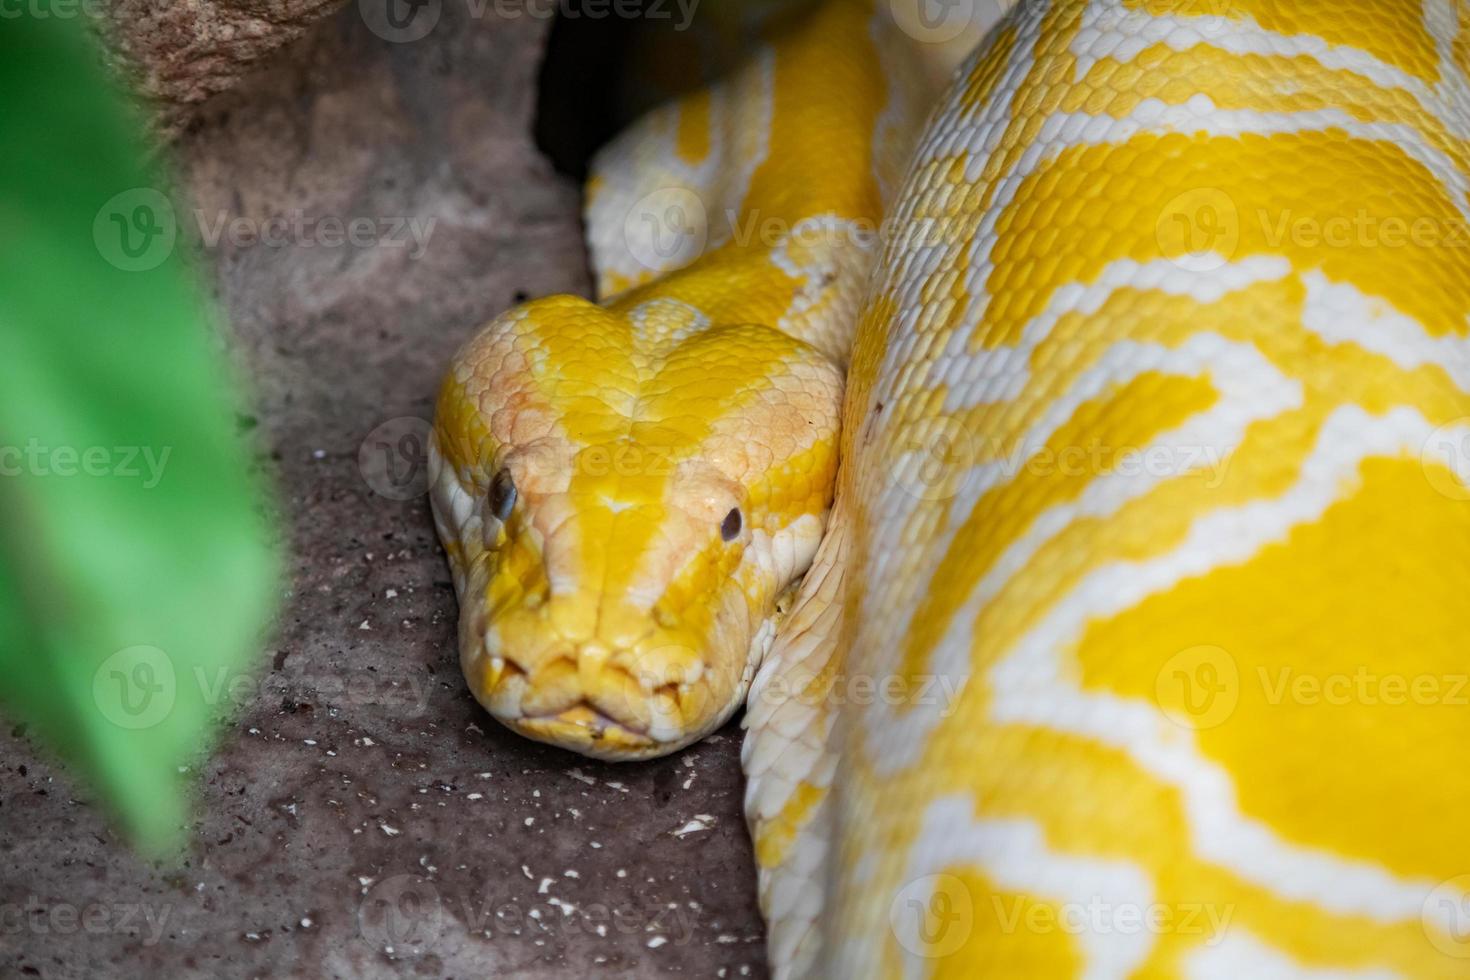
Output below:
[430,0,1470,976]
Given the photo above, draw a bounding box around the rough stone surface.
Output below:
[0,2,768,976]
[94,0,349,135]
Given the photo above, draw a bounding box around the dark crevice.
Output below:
[534,0,759,179]
[533,4,644,179]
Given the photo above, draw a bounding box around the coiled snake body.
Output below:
[430,1,1470,975]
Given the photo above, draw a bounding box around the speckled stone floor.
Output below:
[0,3,767,976]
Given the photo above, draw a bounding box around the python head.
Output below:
[428,294,842,759]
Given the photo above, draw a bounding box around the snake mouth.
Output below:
[464,638,722,761]
[499,703,697,761]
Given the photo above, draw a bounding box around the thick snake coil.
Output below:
[429,0,1470,976]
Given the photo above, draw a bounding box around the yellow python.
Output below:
[429,0,1470,975]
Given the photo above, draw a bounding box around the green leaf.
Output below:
[0,5,281,853]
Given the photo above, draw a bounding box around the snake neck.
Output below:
[585,0,960,367]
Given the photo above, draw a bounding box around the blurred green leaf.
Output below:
[0,5,280,852]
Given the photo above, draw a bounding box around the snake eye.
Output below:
[489,468,517,522]
[720,507,742,542]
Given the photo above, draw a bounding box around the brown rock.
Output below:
[93,0,348,134]
[1,1,767,976]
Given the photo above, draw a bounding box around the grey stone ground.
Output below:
[0,3,767,976]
